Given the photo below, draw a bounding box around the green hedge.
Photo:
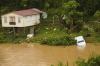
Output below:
[41,36,76,46]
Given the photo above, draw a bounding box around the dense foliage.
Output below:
[41,36,76,46]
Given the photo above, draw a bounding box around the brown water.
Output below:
[0,43,100,66]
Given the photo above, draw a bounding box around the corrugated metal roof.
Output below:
[12,8,43,16]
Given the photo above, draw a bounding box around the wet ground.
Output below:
[0,43,100,66]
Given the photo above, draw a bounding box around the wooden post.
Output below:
[30,26,34,36]
[24,27,26,34]
[13,27,15,37]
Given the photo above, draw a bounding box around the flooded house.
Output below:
[1,8,43,36]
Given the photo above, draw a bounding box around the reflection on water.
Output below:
[0,43,100,66]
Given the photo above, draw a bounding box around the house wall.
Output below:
[22,14,40,27]
[1,13,24,27]
[1,13,40,27]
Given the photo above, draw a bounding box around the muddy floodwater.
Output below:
[0,43,100,66]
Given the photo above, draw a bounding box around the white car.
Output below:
[75,36,86,48]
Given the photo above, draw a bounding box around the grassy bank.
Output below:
[0,20,100,45]
[0,32,26,43]
[24,20,76,46]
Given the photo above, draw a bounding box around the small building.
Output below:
[1,8,43,36]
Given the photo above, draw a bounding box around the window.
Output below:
[4,16,7,23]
[9,16,16,25]
[9,22,16,25]
[10,16,15,22]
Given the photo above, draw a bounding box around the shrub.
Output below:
[0,32,7,43]
[0,32,26,43]
[51,56,100,66]
[50,62,68,66]
[76,58,87,66]
[76,56,100,66]
[41,36,76,46]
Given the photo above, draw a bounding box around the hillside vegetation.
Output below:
[0,0,100,45]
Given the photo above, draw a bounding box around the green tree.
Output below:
[63,0,83,33]
[76,0,100,22]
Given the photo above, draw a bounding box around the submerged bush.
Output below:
[51,56,100,66]
[76,56,100,66]
[41,36,76,46]
[51,62,68,66]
